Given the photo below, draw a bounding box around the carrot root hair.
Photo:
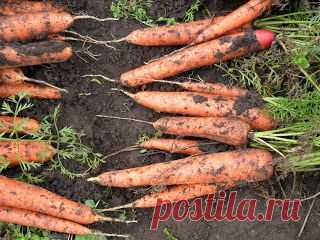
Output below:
[100,203,135,212]
[98,215,137,224]
[92,232,130,238]
[96,115,153,125]
[82,74,117,83]
[24,77,68,93]
[102,146,139,160]
[73,15,118,22]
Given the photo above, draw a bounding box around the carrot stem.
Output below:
[96,115,152,125]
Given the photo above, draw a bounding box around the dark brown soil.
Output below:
[2,0,320,239]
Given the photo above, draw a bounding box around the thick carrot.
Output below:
[0,40,72,69]
[116,90,276,131]
[0,83,61,99]
[0,116,40,134]
[88,148,273,187]
[123,16,252,46]
[0,176,133,225]
[192,0,273,44]
[0,1,64,16]
[120,30,275,86]
[0,140,56,166]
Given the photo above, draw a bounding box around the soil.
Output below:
[2,0,320,240]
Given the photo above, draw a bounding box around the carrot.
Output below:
[116,16,252,46]
[88,148,273,187]
[0,0,64,16]
[0,83,62,99]
[0,207,129,238]
[98,115,251,146]
[105,183,234,210]
[0,140,56,166]
[153,80,250,97]
[120,30,275,87]
[0,11,116,42]
[0,176,135,225]
[0,116,40,134]
[113,90,276,131]
[192,0,273,44]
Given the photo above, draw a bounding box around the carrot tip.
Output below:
[256,29,275,49]
[99,215,137,224]
[87,177,99,182]
[92,231,130,238]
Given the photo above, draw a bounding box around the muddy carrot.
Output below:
[88,148,273,187]
[0,176,135,225]
[192,0,273,44]
[0,0,64,16]
[105,183,234,210]
[97,115,251,146]
[0,207,129,238]
[114,90,276,131]
[116,16,252,46]
[0,140,56,166]
[0,11,116,42]
[0,116,40,134]
[0,83,62,99]
[120,30,275,86]
[0,40,72,69]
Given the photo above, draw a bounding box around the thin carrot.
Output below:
[0,11,116,42]
[192,0,273,44]
[0,207,129,238]
[0,40,72,69]
[0,83,62,99]
[0,176,135,225]
[0,0,64,16]
[97,115,251,146]
[114,90,276,131]
[0,140,56,166]
[88,148,273,187]
[105,183,234,210]
[117,16,252,46]
[0,116,40,134]
[120,30,275,86]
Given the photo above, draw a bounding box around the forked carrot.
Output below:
[0,176,135,225]
[0,40,72,69]
[0,207,129,238]
[0,116,40,134]
[88,148,273,187]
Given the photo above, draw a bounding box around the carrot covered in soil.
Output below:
[119,30,275,87]
[0,11,116,43]
[88,148,273,187]
[117,16,252,46]
[0,40,72,69]
[192,0,273,44]
[0,176,135,225]
[0,116,40,134]
[0,140,56,166]
[0,207,129,238]
[0,0,64,16]
[113,90,276,131]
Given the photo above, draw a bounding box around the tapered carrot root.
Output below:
[88,148,273,188]
[106,183,234,210]
[0,40,72,69]
[0,83,62,99]
[0,176,134,225]
[0,0,65,16]
[0,116,40,134]
[123,16,252,46]
[117,90,276,131]
[0,140,56,166]
[120,30,275,87]
[193,0,272,44]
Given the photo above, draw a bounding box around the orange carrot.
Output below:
[106,183,234,210]
[0,11,116,42]
[0,176,134,225]
[0,140,56,166]
[0,116,40,134]
[88,148,273,187]
[120,16,252,46]
[0,0,64,16]
[192,0,273,44]
[120,30,275,87]
[0,207,129,238]
[0,83,62,99]
[0,40,72,69]
[114,90,276,131]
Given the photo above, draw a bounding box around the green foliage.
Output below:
[184,0,202,22]
[0,224,49,240]
[75,235,107,240]
[163,228,178,240]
